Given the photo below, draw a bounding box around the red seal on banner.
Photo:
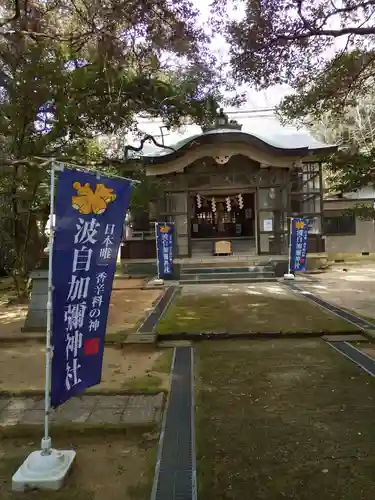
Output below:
[84,338,100,356]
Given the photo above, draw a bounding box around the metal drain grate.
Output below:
[327,341,375,377]
[152,347,195,500]
[138,286,178,333]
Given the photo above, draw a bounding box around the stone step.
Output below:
[124,333,156,344]
[180,271,275,281]
[158,340,193,347]
[322,334,367,342]
[181,260,273,269]
[181,266,274,274]
[180,277,278,284]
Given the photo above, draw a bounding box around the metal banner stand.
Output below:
[12,160,140,492]
[154,222,164,285]
[12,162,76,492]
[284,217,295,280]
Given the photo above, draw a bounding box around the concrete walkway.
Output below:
[301,265,375,319]
[0,394,164,426]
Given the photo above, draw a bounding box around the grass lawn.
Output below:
[156,291,358,334]
[0,343,172,393]
[196,339,375,500]
[0,429,157,499]
[0,278,161,339]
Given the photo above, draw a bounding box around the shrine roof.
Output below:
[126,110,337,164]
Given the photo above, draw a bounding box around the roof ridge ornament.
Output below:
[201,108,243,133]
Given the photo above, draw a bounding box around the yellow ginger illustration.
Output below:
[72,182,117,215]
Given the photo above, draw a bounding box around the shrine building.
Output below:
[122,109,337,274]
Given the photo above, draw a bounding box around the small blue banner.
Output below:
[156,222,174,279]
[290,218,309,272]
[51,168,132,408]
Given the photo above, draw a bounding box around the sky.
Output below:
[192,0,293,110]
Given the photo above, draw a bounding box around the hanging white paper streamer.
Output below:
[225,196,231,212]
[196,194,202,208]
[238,193,244,209]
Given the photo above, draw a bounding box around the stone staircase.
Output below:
[179,262,277,284]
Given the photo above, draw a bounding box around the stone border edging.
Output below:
[0,393,166,435]
[0,422,159,438]
[0,334,143,345]
[0,389,167,398]
[155,331,360,341]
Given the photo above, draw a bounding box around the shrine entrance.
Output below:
[190,191,257,256]
[191,192,256,238]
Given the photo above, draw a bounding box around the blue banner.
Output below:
[51,169,132,408]
[290,218,309,272]
[156,222,174,279]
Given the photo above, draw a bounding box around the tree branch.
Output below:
[124,134,176,160]
[277,25,375,41]
[270,0,375,43]
[317,0,375,30]
[296,0,314,31]
[1,132,177,170]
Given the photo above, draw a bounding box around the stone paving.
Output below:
[181,282,301,298]
[300,264,375,320]
[0,394,164,426]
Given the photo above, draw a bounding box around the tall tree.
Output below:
[0,0,223,296]
[212,0,375,121]
[0,0,223,155]
[311,98,375,211]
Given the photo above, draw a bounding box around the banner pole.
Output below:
[51,160,141,184]
[284,216,295,280]
[287,217,293,275]
[42,162,56,455]
[155,222,160,280]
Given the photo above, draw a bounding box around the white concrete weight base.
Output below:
[152,278,164,285]
[283,273,295,280]
[12,449,76,492]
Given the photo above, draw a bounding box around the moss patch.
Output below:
[157,293,357,334]
[196,339,375,499]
